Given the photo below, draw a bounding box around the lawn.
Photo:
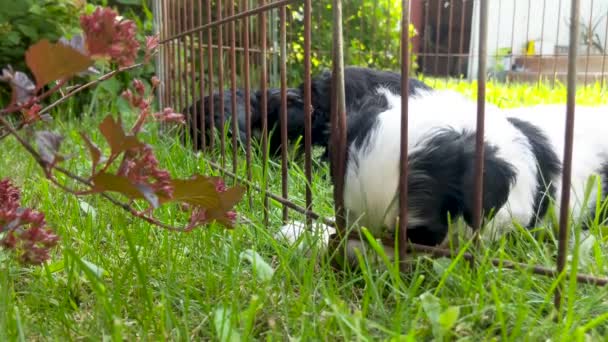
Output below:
[2,79,608,340]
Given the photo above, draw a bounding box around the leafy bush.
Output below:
[0,0,84,106]
[0,6,244,266]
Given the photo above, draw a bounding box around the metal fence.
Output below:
[154,0,608,313]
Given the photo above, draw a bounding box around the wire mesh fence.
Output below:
[154,0,608,313]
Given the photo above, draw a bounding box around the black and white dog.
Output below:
[278,87,606,266]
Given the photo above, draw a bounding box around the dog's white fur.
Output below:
[277,89,606,265]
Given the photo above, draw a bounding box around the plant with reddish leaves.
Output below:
[0,6,245,266]
[0,179,59,265]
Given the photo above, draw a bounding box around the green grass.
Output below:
[2,79,608,340]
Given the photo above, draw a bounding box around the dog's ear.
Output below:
[459,140,517,229]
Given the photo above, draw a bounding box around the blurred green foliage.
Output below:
[0,0,156,114]
[284,0,418,85]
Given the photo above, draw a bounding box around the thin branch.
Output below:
[38,62,145,117]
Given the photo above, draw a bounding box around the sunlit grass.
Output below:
[1,79,608,340]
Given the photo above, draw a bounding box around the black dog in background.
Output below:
[181,87,304,155]
[181,66,432,159]
[181,88,253,150]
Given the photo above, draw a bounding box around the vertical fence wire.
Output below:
[433,0,442,76]
[552,0,563,87]
[280,5,290,223]
[446,0,455,80]
[177,0,184,128]
[206,0,216,154]
[243,0,254,208]
[217,1,226,167]
[304,0,313,226]
[555,0,580,313]
[600,5,608,86]
[536,0,547,84]
[472,0,488,241]
[161,0,169,112]
[331,0,347,232]
[398,0,411,271]
[457,0,467,76]
[182,0,189,145]
[198,0,207,151]
[169,0,179,116]
[584,0,595,86]
[259,0,270,227]
[230,0,239,177]
[187,0,198,151]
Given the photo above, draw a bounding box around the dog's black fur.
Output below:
[182,88,255,150]
[182,67,432,160]
[268,66,433,159]
[506,117,562,227]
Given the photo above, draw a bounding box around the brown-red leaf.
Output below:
[218,186,246,210]
[161,175,221,208]
[25,39,94,90]
[98,115,145,157]
[90,172,145,200]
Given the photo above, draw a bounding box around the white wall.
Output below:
[468,0,608,79]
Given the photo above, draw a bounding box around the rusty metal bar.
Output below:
[177,0,184,130]
[509,0,517,84]
[243,0,254,208]
[536,0,547,83]
[600,5,608,86]
[217,0,226,167]
[552,0,564,87]
[206,0,215,154]
[472,0,488,238]
[495,0,501,78]
[230,0,239,177]
[170,0,177,113]
[433,0,442,75]
[259,0,269,227]
[457,0,467,76]
[555,0,580,313]
[187,0,198,151]
[304,0,313,226]
[524,0,531,57]
[423,0,430,73]
[280,4,289,223]
[331,0,347,233]
[198,0,207,151]
[182,0,189,137]
[161,0,298,43]
[398,0,411,271]
[161,0,169,112]
[584,0,595,86]
[446,0,455,79]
